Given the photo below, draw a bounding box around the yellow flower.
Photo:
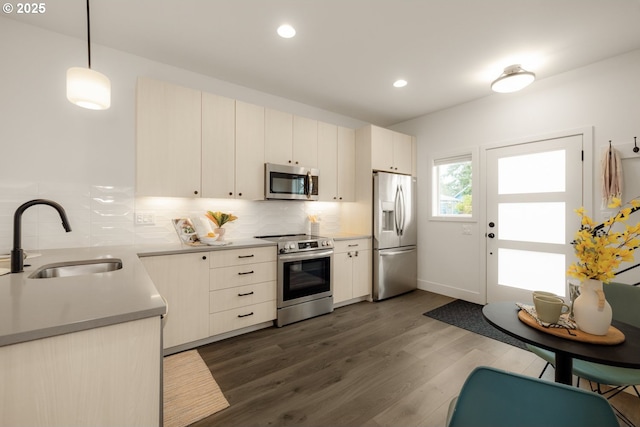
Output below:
[205,211,238,228]
[568,198,640,283]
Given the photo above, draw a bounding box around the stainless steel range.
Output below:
[256,234,334,327]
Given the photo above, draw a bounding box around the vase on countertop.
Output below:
[215,228,226,241]
[573,278,612,335]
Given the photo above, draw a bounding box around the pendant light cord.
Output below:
[86,0,91,69]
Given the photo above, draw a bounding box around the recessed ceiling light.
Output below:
[393,79,408,88]
[277,24,296,39]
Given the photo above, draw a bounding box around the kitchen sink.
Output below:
[29,259,123,279]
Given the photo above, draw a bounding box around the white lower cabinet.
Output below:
[209,247,277,336]
[0,317,161,426]
[140,252,210,350]
[333,238,372,305]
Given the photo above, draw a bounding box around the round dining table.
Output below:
[482,301,640,385]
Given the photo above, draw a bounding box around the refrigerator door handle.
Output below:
[394,185,401,236]
[399,185,406,236]
[379,247,417,256]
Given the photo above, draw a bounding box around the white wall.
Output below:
[392,49,640,302]
[0,17,366,252]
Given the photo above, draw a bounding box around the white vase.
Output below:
[573,278,612,335]
[215,227,226,241]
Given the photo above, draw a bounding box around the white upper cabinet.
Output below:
[317,121,338,201]
[318,123,355,202]
[392,131,413,174]
[265,108,293,166]
[337,126,356,201]
[235,101,265,200]
[265,110,318,168]
[370,125,413,175]
[293,115,318,168]
[136,78,202,197]
[202,92,236,199]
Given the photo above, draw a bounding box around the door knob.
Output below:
[487,233,495,238]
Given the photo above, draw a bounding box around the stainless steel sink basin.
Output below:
[29,259,123,279]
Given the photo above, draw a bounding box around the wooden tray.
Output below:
[518,310,625,345]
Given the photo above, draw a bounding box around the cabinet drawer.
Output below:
[210,301,276,336]
[334,238,371,253]
[209,246,276,268]
[210,261,276,290]
[210,281,276,313]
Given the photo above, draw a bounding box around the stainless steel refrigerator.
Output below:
[373,171,417,301]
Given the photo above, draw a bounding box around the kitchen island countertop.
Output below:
[0,238,276,347]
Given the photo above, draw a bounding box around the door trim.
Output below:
[478,127,594,304]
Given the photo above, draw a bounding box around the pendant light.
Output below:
[491,64,535,93]
[66,0,111,110]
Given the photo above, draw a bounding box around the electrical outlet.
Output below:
[135,211,155,225]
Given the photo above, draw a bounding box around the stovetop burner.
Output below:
[255,233,333,254]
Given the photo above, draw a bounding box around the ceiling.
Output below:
[7,0,640,126]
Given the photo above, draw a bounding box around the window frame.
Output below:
[429,148,478,222]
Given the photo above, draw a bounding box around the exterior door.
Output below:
[486,134,584,303]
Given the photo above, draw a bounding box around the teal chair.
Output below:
[446,366,618,427]
[527,282,640,424]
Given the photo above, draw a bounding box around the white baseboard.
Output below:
[418,278,485,305]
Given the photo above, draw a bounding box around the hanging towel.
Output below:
[601,144,623,207]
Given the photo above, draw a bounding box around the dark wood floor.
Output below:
[194,290,639,427]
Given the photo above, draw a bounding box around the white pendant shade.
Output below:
[66,67,111,110]
[491,65,535,93]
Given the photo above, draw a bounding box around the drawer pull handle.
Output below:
[348,244,359,247]
[238,254,255,259]
[238,291,254,296]
[238,270,254,275]
[238,312,254,318]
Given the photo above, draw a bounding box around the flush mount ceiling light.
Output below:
[491,64,535,93]
[277,24,296,38]
[66,0,111,110]
[393,79,408,88]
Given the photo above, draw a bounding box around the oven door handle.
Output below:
[278,249,333,262]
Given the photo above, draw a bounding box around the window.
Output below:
[432,154,472,217]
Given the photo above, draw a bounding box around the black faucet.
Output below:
[11,199,72,273]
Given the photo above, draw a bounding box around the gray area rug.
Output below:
[424,299,526,350]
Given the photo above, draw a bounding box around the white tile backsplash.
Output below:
[0,184,345,252]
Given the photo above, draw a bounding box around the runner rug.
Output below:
[424,299,526,350]
[164,349,229,427]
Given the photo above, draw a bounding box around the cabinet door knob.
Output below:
[229,192,233,196]
[194,190,199,195]
[202,255,207,260]
[238,192,243,197]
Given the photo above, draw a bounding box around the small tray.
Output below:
[518,310,625,345]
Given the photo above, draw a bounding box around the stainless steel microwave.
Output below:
[265,163,319,200]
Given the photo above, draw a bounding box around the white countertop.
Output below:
[0,238,276,347]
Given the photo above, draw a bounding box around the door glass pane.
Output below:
[498,150,565,194]
[498,248,566,296]
[499,202,565,244]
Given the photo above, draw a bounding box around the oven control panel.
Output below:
[278,238,333,254]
